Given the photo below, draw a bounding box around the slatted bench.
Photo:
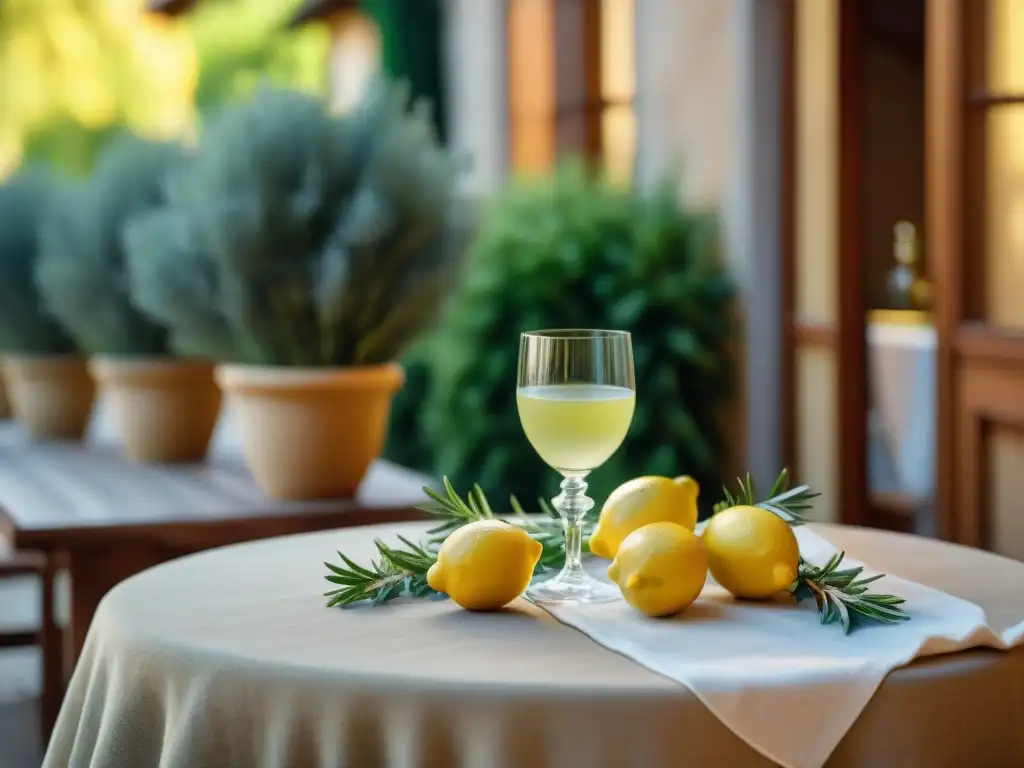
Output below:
[0,414,433,744]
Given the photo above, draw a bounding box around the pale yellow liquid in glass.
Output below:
[517,384,635,474]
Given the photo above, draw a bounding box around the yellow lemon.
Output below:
[426,520,543,611]
[589,475,700,559]
[702,505,799,600]
[607,521,708,617]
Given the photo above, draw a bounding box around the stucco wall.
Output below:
[635,0,784,491]
[439,0,787,494]
[443,0,506,195]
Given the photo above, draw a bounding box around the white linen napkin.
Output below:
[542,526,1024,768]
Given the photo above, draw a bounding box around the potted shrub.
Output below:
[35,134,222,463]
[390,163,737,514]
[124,82,473,499]
[0,170,95,441]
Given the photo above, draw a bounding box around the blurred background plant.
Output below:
[185,0,328,118]
[384,339,440,472]
[385,163,737,515]
[35,134,188,356]
[0,170,79,354]
[123,82,473,366]
[0,0,328,178]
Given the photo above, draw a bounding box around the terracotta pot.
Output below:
[0,354,96,441]
[216,363,405,500]
[90,357,222,463]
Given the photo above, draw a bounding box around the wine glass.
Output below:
[517,329,635,604]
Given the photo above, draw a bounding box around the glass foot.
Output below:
[527,568,620,605]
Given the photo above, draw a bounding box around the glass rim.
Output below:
[520,329,631,340]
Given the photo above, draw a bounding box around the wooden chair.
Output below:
[0,550,64,746]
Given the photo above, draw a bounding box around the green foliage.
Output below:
[391,163,737,511]
[0,170,77,353]
[0,0,328,177]
[363,0,447,143]
[186,0,329,115]
[792,552,910,634]
[34,134,188,356]
[384,345,437,471]
[19,120,124,180]
[0,0,197,175]
[123,82,474,365]
[713,468,819,524]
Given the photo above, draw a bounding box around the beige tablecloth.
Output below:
[45,522,1024,768]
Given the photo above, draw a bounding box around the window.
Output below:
[599,0,636,183]
[506,0,636,182]
[965,0,1024,329]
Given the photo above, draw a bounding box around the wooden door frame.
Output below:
[835,0,870,529]
[779,0,796,476]
[926,0,964,543]
[927,0,1024,548]
[780,0,871,528]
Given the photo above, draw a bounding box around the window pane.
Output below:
[508,0,555,116]
[508,0,556,172]
[601,0,634,102]
[511,119,556,175]
[602,104,634,184]
[985,106,1024,329]
[983,0,1024,93]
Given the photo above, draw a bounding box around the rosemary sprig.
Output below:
[323,535,442,608]
[790,551,910,634]
[713,468,909,633]
[417,478,495,539]
[325,479,579,606]
[712,468,819,525]
[328,473,911,634]
[416,478,592,571]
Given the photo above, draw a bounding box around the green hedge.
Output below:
[386,164,737,514]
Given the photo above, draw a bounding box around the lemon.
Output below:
[607,521,708,617]
[702,505,799,600]
[426,520,543,611]
[589,475,700,559]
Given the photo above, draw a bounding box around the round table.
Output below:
[45,522,1024,768]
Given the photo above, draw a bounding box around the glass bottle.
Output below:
[886,221,932,311]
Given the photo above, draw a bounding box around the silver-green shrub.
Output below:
[35,134,188,356]
[0,170,77,354]
[124,81,474,366]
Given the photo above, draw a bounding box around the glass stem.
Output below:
[555,476,594,579]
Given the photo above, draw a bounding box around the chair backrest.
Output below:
[0,550,43,578]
